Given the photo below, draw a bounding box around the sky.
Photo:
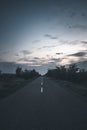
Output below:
[0,0,87,74]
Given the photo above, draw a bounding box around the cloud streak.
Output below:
[32,40,40,43]
[69,52,87,57]
[42,45,57,48]
[68,24,87,31]
[21,50,32,55]
[81,41,87,44]
[56,53,63,55]
[44,34,58,39]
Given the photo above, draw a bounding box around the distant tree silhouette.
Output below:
[46,64,87,86]
[67,64,79,82]
[15,67,40,79]
[0,70,2,75]
[23,69,40,79]
[67,64,79,74]
[16,67,22,77]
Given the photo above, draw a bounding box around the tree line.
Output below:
[16,67,40,79]
[0,67,40,80]
[46,64,87,86]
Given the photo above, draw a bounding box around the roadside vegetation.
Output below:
[0,67,40,100]
[46,64,87,98]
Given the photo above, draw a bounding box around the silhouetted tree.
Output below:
[21,69,40,79]
[67,64,79,81]
[16,67,22,77]
[0,70,2,75]
[46,64,87,86]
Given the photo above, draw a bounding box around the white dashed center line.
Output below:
[41,87,43,93]
[41,77,44,93]
[41,82,43,85]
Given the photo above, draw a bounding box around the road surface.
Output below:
[0,77,87,130]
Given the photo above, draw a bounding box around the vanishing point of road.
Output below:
[0,77,87,130]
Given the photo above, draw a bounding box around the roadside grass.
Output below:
[0,77,36,100]
[51,78,87,100]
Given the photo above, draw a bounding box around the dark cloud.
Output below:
[69,52,87,57]
[0,50,10,54]
[18,56,62,68]
[46,55,50,57]
[56,53,63,55]
[68,24,87,31]
[81,41,87,44]
[21,50,32,55]
[0,58,3,62]
[81,13,86,17]
[18,58,30,62]
[37,45,57,50]
[44,34,58,39]
[15,54,19,57]
[18,57,46,65]
[50,58,62,62]
[32,40,40,43]
[33,57,40,60]
[69,12,76,18]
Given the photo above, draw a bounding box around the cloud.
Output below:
[69,52,87,57]
[56,52,63,55]
[50,58,62,62]
[81,41,87,44]
[15,54,20,57]
[0,50,10,54]
[15,50,32,57]
[58,39,79,45]
[81,13,86,17]
[0,58,3,62]
[17,56,63,69]
[69,11,76,18]
[18,57,42,62]
[18,57,40,63]
[32,40,40,43]
[33,57,40,60]
[44,34,58,39]
[68,24,87,31]
[21,50,32,55]
[37,45,57,50]
[42,45,57,48]
[18,58,30,62]
[18,57,46,65]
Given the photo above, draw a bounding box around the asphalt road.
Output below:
[0,77,87,130]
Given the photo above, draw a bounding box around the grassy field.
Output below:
[0,77,35,100]
[52,78,87,100]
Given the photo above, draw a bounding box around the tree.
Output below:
[68,64,79,73]
[67,64,79,81]
[0,70,2,74]
[46,64,87,86]
[16,67,22,77]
